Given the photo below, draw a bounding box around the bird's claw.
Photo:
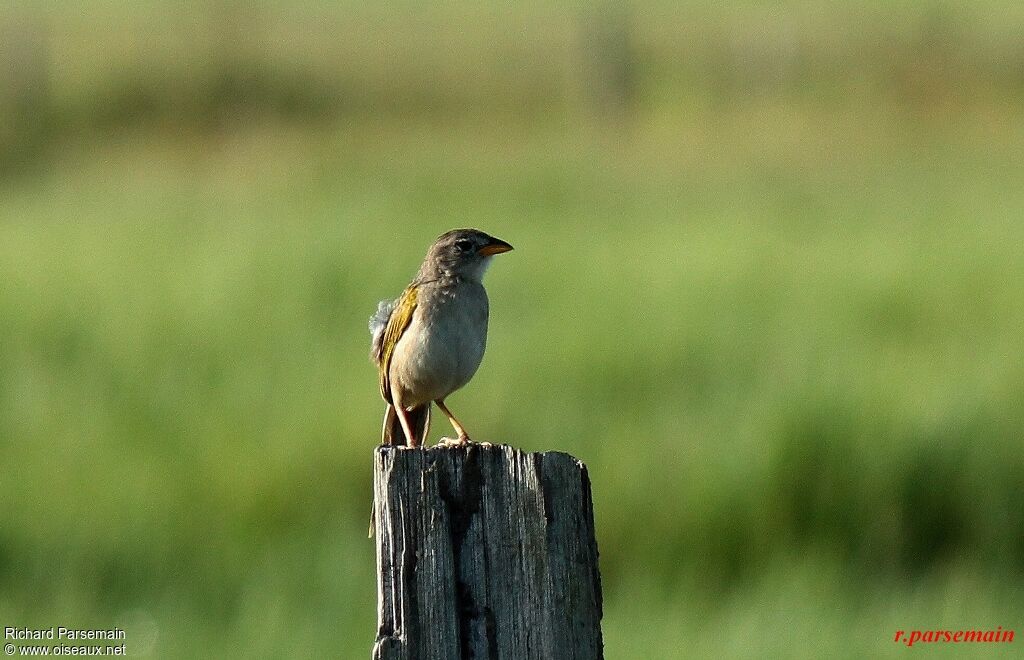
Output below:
[436,435,482,448]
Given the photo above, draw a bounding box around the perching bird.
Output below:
[369,228,513,447]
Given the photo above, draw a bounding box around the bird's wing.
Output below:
[377,284,418,403]
[369,298,397,361]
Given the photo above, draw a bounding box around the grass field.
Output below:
[2,3,1024,658]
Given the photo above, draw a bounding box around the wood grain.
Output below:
[372,444,603,660]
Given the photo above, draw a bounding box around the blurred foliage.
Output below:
[2,2,1024,658]
[4,1,1024,173]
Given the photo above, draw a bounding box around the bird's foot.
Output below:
[436,434,479,448]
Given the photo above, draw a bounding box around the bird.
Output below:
[369,228,513,448]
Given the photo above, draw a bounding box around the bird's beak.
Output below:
[478,238,514,256]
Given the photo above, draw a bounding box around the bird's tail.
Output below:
[381,403,431,447]
[371,403,431,537]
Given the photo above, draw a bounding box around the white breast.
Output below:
[388,281,489,407]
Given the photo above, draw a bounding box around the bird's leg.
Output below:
[394,403,420,448]
[435,399,470,443]
[435,399,476,446]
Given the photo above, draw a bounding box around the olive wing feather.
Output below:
[376,285,418,403]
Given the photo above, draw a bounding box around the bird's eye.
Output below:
[454,239,474,253]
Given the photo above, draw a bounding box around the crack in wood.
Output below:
[372,444,603,660]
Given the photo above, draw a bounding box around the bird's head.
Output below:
[420,228,513,282]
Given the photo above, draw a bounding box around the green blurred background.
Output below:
[2,2,1023,658]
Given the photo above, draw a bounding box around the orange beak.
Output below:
[478,238,514,256]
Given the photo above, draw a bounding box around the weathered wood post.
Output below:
[372,444,604,660]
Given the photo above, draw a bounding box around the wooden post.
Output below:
[372,444,604,660]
